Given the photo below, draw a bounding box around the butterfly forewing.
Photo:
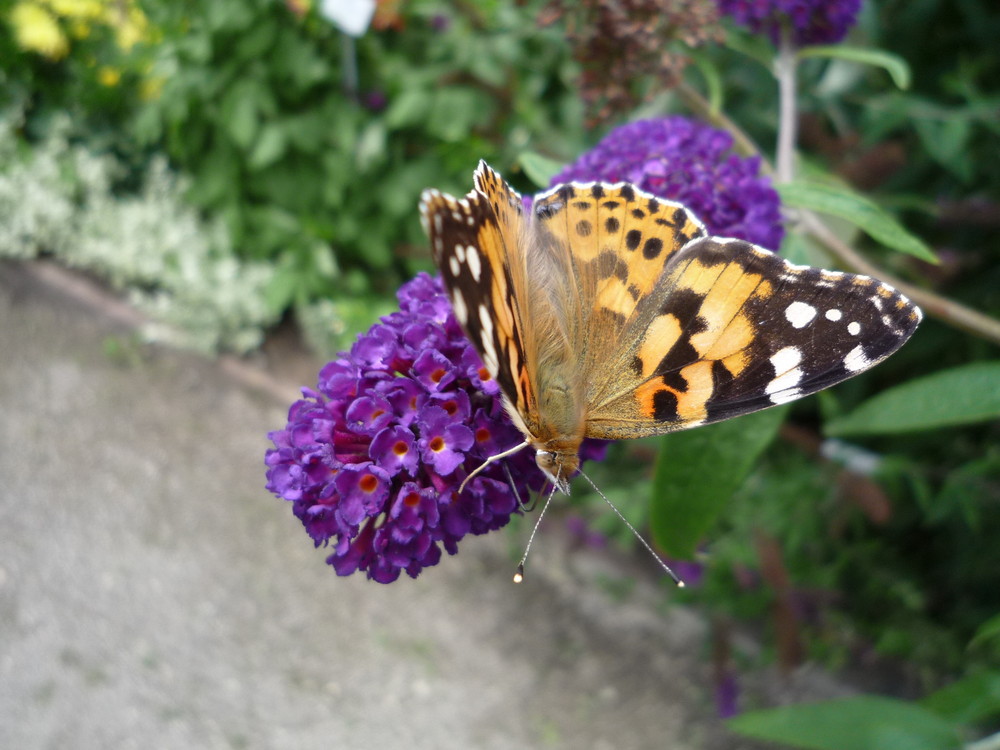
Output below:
[419,167,535,420]
[586,236,922,438]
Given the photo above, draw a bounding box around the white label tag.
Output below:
[319,0,376,37]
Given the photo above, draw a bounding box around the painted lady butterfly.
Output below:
[419,162,921,493]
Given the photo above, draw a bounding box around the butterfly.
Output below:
[419,161,921,493]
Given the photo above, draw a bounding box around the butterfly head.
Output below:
[535,448,577,495]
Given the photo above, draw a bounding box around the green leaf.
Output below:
[426,87,492,143]
[728,697,963,750]
[914,117,973,182]
[799,46,911,90]
[247,123,287,171]
[650,406,787,558]
[921,671,1000,725]
[220,80,260,151]
[517,152,564,187]
[826,362,1000,436]
[777,181,938,263]
[687,49,725,114]
[969,614,1000,653]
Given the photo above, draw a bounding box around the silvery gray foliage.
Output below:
[0,111,283,354]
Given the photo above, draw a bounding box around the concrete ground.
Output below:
[0,261,846,749]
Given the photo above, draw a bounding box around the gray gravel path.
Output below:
[0,261,829,749]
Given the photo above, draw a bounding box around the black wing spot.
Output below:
[605,217,620,233]
[576,220,593,237]
[602,200,621,210]
[573,201,592,210]
[643,237,664,259]
[619,185,636,202]
[647,198,660,214]
[625,229,642,251]
[652,389,679,422]
[632,208,646,219]
[590,185,606,199]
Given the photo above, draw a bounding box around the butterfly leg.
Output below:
[502,462,538,512]
[458,439,531,494]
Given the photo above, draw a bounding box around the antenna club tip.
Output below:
[676,580,686,588]
[513,564,525,584]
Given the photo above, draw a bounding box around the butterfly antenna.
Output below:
[459,440,530,494]
[513,482,560,583]
[577,469,685,588]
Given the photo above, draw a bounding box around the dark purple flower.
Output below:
[716,0,862,47]
[550,117,785,250]
[429,14,451,33]
[363,91,388,112]
[265,273,606,583]
[715,668,741,718]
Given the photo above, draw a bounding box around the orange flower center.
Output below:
[429,436,445,452]
[359,474,379,493]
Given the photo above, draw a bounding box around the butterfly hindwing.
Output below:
[530,181,709,341]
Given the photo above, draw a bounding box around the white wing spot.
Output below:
[448,255,461,278]
[766,346,803,404]
[455,244,466,262]
[844,345,872,372]
[451,290,468,325]
[825,309,842,322]
[478,304,499,375]
[466,245,483,282]
[848,321,861,336]
[785,301,817,329]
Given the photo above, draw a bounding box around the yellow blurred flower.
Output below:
[97,65,120,86]
[112,7,149,50]
[45,0,104,21]
[10,2,69,60]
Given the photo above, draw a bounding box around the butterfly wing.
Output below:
[584,235,922,438]
[529,180,709,374]
[419,162,538,427]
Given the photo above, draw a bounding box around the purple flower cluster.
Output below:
[716,0,862,47]
[265,273,604,583]
[550,117,785,250]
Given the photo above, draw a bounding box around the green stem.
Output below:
[774,35,798,184]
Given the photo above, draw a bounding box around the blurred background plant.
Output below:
[3,0,999,744]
